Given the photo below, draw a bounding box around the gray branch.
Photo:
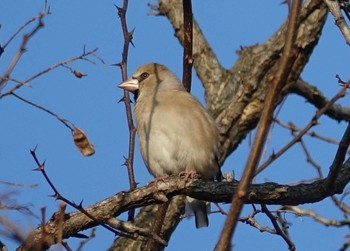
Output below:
[18,156,350,250]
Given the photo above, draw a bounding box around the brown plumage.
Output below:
[119,63,221,228]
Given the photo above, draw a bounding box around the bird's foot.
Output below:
[149,175,169,185]
[179,171,200,181]
[149,176,170,202]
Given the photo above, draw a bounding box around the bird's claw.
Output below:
[179,171,200,181]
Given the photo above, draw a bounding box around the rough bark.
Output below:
[158,0,328,160]
[18,156,350,250]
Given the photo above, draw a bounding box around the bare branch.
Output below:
[290,78,350,121]
[0,48,99,99]
[30,148,122,238]
[331,194,350,215]
[275,119,344,148]
[323,0,350,45]
[115,0,138,221]
[283,205,350,227]
[327,122,350,188]
[76,228,96,251]
[256,82,349,175]
[239,209,276,234]
[10,93,74,130]
[158,0,226,104]
[182,0,193,92]
[261,204,295,250]
[275,119,324,176]
[0,13,45,92]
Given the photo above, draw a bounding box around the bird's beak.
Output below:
[118,77,139,92]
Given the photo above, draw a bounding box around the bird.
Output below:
[118,63,221,228]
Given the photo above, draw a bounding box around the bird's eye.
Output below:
[141,72,149,79]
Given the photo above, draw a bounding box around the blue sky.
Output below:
[1,1,350,250]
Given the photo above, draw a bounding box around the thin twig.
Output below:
[327,122,350,189]
[115,0,137,222]
[30,147,126,237]
[10,92,74,131]
[331,194,350,215]
[256,82,350,175]
[0,180,37,188]
[76,228,97,251]
[261,204,295,250]
[2,11,49,50]
[289,126,324,177]
[323,0,350,45]
[0,13,45,92]
[260,98,287,166]
[182,0,193,92]
[239,209,276,234]
[290,78,350,122]
[29,147,172,248]
[275,119,343,147]
[0,48,98,98]
[283,205,350,227]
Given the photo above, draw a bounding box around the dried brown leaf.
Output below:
[73,128,95,157]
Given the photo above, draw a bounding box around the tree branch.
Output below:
[290,78,350,121]
[256,81,349,175]
[323,0,350,45]
[19,156,350,250]
[115,0,138,222]
[327,122,350,188]
[182,0,193,92]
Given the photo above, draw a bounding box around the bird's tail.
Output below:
[185,197,210,228]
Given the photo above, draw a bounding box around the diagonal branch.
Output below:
[0,13,45,92]
[327,122,350,188]
[261,204,295,250]
[290,78,350,121]
[0,48,99,99]
[256,81,350,175]
[323,0,350,45]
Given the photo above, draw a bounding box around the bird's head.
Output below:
[118,63,184,96]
